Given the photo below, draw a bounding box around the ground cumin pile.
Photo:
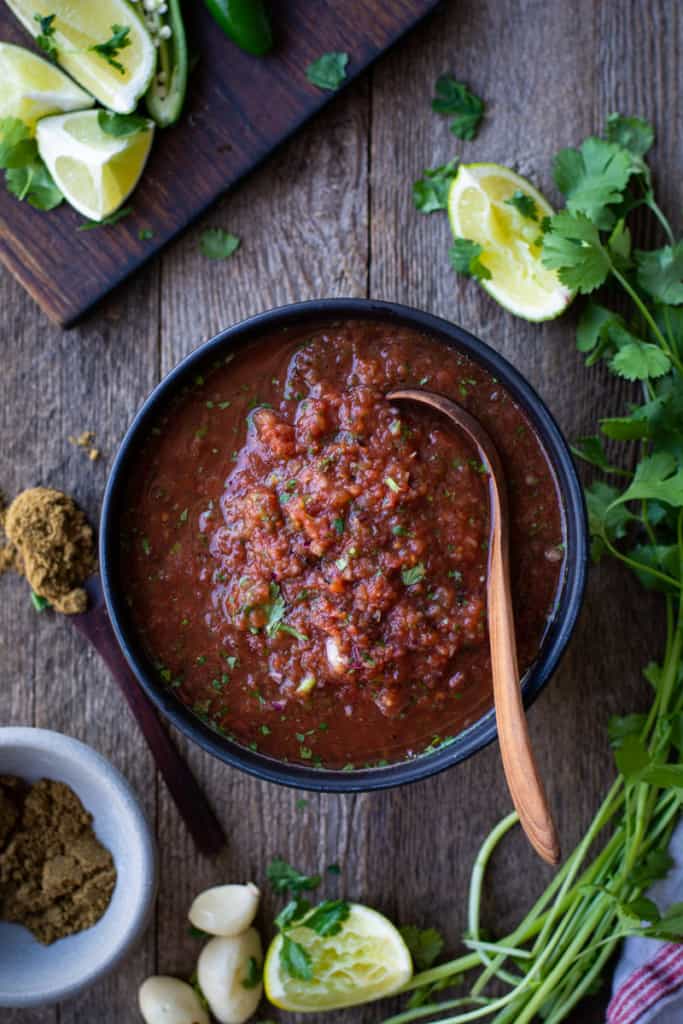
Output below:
[0,776,116,944]
[0,487,96,614]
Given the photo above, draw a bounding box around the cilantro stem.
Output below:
[600,531,681,590]
[644,192,675,246]
[611,266,683,375]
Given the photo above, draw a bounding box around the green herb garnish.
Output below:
[31,591,50,612]
[266,858,321,895]
[77,206,133,230]
[0,117,62,210]
[241,956,262,989]
[401,563,425,586]
[97,111,149,137]
[431,74,485,140]
[305,51,349,91]
[34,13,57,60]
[90,24,131,75]
[504,189,539,221]
[413,158,459,214]
[399,925,445,970]
[449,237,491,281]
[280,934,313,980]
[200,228,241,261]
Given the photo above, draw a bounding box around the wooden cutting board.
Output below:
[0,0,439,325]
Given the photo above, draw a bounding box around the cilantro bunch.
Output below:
[374,115,683,1024]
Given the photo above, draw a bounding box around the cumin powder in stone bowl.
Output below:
[0,728,156,1008]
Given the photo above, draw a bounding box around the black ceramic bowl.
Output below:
[101,299,588,792]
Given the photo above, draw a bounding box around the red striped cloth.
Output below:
[607,943,683,1024]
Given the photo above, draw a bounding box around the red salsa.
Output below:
[120,320,565,768]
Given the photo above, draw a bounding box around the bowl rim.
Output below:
[101,298,588,793]
[0,726,156,1007]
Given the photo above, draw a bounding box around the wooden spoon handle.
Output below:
[488,488,561,866]
[71,579,226,857]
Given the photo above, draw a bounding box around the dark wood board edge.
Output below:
[0,1,441,328]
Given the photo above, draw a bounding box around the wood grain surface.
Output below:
[0,0,438,326]
[1,1,680,1022]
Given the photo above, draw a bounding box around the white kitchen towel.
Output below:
[606,819,683,1023]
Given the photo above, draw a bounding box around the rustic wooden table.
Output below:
[2,1,680,1021]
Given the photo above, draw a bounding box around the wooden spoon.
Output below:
[387,387,561,866]
[71,575,226,857]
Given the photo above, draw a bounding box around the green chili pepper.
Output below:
[204,0,273,56]
[145,0,188,127]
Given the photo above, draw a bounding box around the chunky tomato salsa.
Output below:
[120,320,565,768]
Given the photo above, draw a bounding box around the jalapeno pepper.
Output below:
[204,0,273,56]
[145,0,189,128]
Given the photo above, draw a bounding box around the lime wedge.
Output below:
[448,162,574,321]
[264,903,413,1012]
[4,0,155,114]
[0,42,93,129]
[36,109,154,221]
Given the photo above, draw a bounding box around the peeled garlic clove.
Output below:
[188,883,260,937]
[197,929,263,1024]
[138,976,209,1024]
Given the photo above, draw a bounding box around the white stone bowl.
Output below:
[0,727,156,1008]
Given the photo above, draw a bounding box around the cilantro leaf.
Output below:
[97,111,149,137]
[629,543,681,593]
[576,302,620,354]
[607,713,647,748]
[600,415,649,442]
[305,52,349,91]
[616,452,683,509]
[553,137,633,229]
[90,24,131,75]
[607,218,632,269]
[541,211,611,293]
[0,118,63,210]
[635,244,683,305]
[572,436,624,475]
[432,75,484,140]
[402,563,426,586]
[607,323,672,381]
[614,733,650,782]
[77,206,133,230]
[280,934,313,980]
[449,238,491,281]
[301,900,350,937]
[399,925,445,970]
[260,583,308,642]
[264,583,286,635]
[241,956,262,989]
[266,858,321,894]
[200,228,241,261]
[412,158,459,213]
[5,162,63,210]
[584,481,632,561]
[34,12,58,60]
[631,848,674,889]
[274,898,311,930]
[504,190,538,221]
[605,113,654,159]
[0,117,36,167]
[642,902,683,940]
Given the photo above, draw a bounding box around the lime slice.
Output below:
[448,162,573,321]
[4,0,155,114]
[264,903,413,1012]
[36,109,154,220]
[0,42,93,130]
